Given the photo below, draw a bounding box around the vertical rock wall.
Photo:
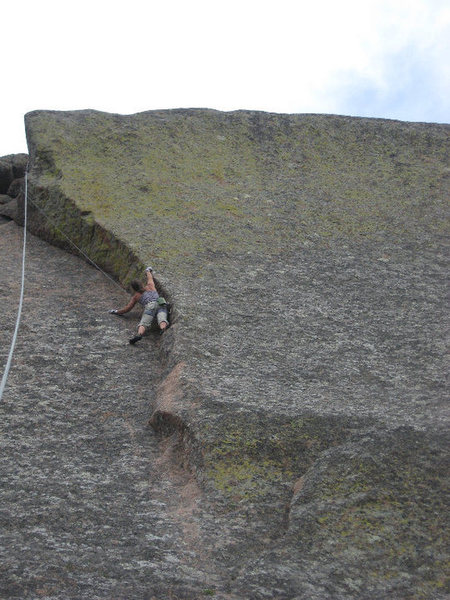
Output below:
[9,108,449,598]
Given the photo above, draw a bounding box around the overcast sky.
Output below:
[2,0,449,156]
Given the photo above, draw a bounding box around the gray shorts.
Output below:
[139,301,168,329]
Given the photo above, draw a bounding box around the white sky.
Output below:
[2,0,449,156]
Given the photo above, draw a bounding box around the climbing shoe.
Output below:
[129,335,142,345]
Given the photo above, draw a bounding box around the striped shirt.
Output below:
[138,290,159,306]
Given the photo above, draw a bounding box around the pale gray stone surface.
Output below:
[0,222,229,599]
[1,110,449,598]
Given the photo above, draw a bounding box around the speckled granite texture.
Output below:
[1,109,449,598]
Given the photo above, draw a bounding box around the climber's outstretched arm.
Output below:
[111,293,140,315]
[144,268,157,292]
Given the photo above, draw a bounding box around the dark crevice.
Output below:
[148,410,187,437]
[20,179,180,416]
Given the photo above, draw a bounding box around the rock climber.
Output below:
[109,267,168,344]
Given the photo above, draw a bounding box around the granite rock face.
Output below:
[5,109,450,597]
[0,153,28,222]
[0,221,229,599]
[0,153,27,194]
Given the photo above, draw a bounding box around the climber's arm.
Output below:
[111,293,140,315]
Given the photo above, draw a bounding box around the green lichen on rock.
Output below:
[201,411,365,510]
[25,109,449,283]
[286,428,449,598]
[22,108,449,598]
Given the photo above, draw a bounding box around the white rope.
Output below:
[0,176,134,402]
[0,172,28,402]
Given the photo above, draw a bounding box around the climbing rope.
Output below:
[0,177,128,402]
[27,194,126,293]
[0,171,28,403]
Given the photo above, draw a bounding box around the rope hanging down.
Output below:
[0,178,128,402]
[27,194,125,293]
[0,172,28,403]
